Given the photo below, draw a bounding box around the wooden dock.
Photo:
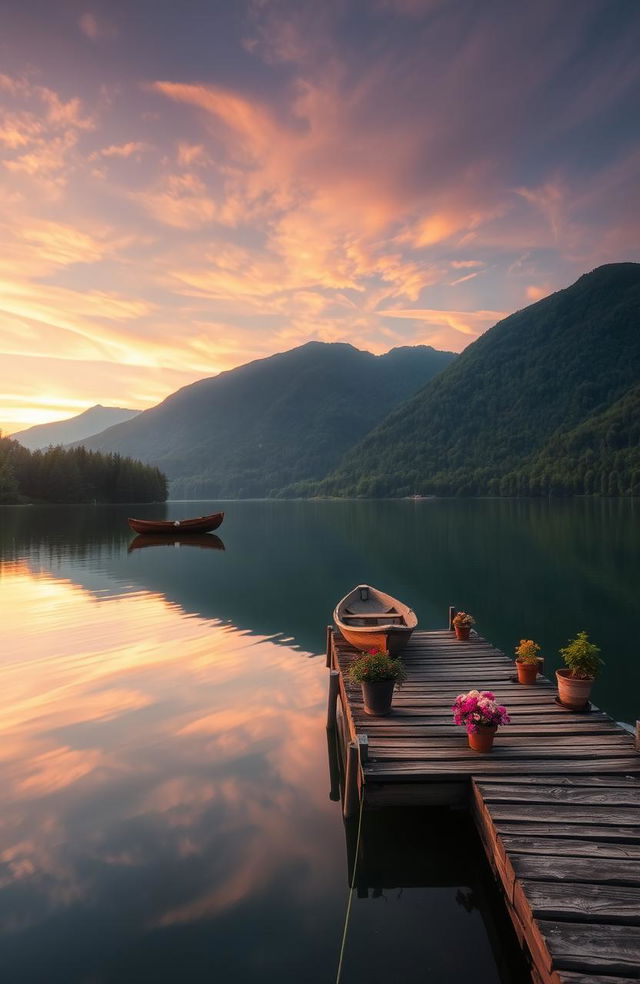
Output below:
[327,625,640,984]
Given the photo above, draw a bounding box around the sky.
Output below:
[1,0,639,434]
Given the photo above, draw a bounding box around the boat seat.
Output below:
[341,613,405,620]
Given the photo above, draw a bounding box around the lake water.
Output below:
[1,498,638,983]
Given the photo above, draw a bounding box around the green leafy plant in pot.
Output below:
[452,611,475,641]
[514,639,541,685]
[348,648,407,716]
[556,631,603,710]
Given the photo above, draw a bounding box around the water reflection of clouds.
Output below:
[0,565,335,951]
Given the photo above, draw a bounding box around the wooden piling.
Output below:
[448,605,456,630]
[326,728,341,802]
[325,624,333,668]
[326,669,340,730]
[343,740,360,819]
[636,719,640,751]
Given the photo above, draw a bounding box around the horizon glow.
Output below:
[1,0,639,433]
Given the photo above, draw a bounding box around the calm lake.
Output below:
[1,498,638,983]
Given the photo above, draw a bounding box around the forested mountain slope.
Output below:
[299,264,640,497]
[511,383,640,496]
[80,342,455,498]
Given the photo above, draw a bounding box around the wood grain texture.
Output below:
[538,920,640,975]
[330,627,640,984]
[522,880,640,925]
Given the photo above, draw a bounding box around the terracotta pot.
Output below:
[454,625,471,640]
[556,668,593,710]
[468,725,497,752]
[361,679,396,716]
[516,660,538,685]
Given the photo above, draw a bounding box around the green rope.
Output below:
[335,792,365,984]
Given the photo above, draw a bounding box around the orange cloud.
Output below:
[137,172,218,229]
[91,141,150,160]
[379,306,505,350]
[525,284,552,301]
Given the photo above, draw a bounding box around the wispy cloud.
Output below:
[78,12,117,42]
[0,0,639,429]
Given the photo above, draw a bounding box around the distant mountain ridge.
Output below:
[296,263,640,498]
[11,405,139,451]
[80,342,455,498]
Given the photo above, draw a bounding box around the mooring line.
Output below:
[335,792,365,984]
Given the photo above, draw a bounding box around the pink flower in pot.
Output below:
[452,689,510,752]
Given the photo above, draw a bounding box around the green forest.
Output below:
[289,264,640,499]
[0,437,167,504]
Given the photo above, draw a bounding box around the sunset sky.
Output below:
[1,0,639,434]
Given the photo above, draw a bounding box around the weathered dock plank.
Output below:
[328,625,640,983]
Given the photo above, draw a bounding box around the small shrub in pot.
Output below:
[452,611,475,640]
[556,631,603,710]
[514,639,541,685]
[348,648,407,716]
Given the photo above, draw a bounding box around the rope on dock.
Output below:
[335,793,365,984]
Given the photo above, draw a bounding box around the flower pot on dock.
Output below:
[513,640,541,685]
[453,690,510,752]
[348,648,407,717]
[556,668,593,710]
[516,660,538,685]
[361,679,396,716]
[452,612,475,640]
[556,631,602,710]
[468,725,497,752]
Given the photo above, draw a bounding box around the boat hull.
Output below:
[337,624,413,656]
[128,512,224,535]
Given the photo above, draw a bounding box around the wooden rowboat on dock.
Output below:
[127,512,224,535]
[333,584,417,655]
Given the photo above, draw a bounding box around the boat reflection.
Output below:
[128,533,226,553]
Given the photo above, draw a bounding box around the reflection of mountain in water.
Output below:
[1,499,639,721]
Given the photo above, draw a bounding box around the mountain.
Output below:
[302,263,640,498]
[11,405,139,451]
[517,383,640,496]
[79,342,455,498]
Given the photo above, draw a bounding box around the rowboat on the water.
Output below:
[333,584,417,655]
[127,533,225,552]
[127,512,224,535]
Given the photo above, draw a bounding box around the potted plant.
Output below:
[514,639,541,685]
[452,611,475,641]
[556,630,603,710]
[452,689,510,752]
[348,648,407,716]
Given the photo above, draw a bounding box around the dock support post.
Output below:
[636,720,640,751]
[326,728,341,802]
[358,734,369,764]
[343,740,360,819]
[448,606,456,631]
[325,625,333,668]
[326,670,340,730]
